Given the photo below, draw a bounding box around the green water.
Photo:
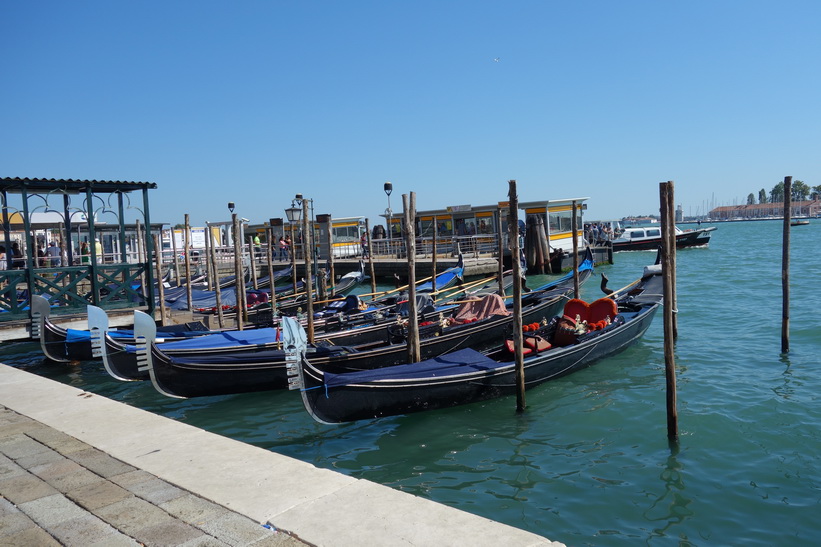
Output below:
[3,219,820,545]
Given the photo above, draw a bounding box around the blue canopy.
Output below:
[125,327,280,353]
[324,347,499,388]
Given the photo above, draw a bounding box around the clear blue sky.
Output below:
[3,1,819,226]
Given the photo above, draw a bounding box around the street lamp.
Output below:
[384,181,393,241]
[228,202,235,214]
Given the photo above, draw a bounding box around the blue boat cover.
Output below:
[324,347,500,388]
[416,267,462,293]
[126,327,280,353]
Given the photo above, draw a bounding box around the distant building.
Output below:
[709,200,820,220]
[621,216,658,227]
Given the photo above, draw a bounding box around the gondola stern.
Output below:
[281,317,336,425]
[134,311,185,399]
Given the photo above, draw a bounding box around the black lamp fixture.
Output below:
[384,181,393,240]
[284,201,301,223]
[228,202,235,214]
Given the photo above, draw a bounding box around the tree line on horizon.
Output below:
[747,180,821,205]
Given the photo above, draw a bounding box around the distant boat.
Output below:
[611,225,716,252]
[791,219,810,226]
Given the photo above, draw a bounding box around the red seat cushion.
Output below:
[589,298,617,324]
[563,299,590,322]
[505,336,552,356]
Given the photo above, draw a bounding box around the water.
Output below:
[3,219,820,546]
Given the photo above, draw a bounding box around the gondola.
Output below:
[91,266,510,382]
[286,260,663,424]
[30,295,212,363]
[131,254,593,398]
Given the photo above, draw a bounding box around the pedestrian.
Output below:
[47,241,62,267]
[253,234,262,259]
[11,242,24,268]
[360,233,369,258]
[278,237,287,260]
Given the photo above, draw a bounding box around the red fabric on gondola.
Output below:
[563,299,590,322]
[453,294,511,323]
[589,298,617,324]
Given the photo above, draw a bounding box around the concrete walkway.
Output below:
[0,365,561,546]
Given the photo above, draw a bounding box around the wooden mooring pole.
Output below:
[232,213,246,330]
[248,234,258,290]
[208,226,225,329]
[152,235,167,326]
[782,176,792,354]
[301,199,314,343]
[496,210,505,298]
[509,180,526,412]
[660,181,678,441]
[403,192,421,364]
[266,226,277,321]
[431,218,438,293]
[184,214,193,311]
[364,219,377,295]
[571,200,579,298]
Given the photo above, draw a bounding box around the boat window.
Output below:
[631,230,645,238]
[548,209,579,233]
[646,229,661,237]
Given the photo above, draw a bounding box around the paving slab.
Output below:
[65,447,137,478]
[0,472,60,504]
[94,496,177,536]
[65,479,133,510]
[19,492,89,528]
[1,524,62,546]
[48,513,124,545]
[0,507,38,537]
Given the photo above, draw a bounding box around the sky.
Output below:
[2,1,820,227]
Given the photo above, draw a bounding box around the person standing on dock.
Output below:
[47,241,61,267]
[94,239,103,263]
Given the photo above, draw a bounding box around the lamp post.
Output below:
[285,195,314,343]
[384,181,393,242]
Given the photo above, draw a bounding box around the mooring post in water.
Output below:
[300,199,314,343]
[208,225,225,329]
[365,219,377,295]
[184,214,193,311]
[152,235,167,326]
[248,234,258,290]
[203,223,213,292]
[509,180,526,412]
[170,224,181,287]
[266,226,277,321]
[403,192,421,363]
[571,200,579,298]
[496,210,505,298]
[664,182,678,339]
[782,176,792,354]
[431,217,438,293]
[660,181,678,441]
[135,219,146,301]
[232,213,246,330]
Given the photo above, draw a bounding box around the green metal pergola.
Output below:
[1,177,158,320]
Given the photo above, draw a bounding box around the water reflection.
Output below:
[642,446,694,544]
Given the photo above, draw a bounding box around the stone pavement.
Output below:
[0,364,560,547]
[0,406,305,546]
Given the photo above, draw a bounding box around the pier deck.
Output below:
[0,364,562,546]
